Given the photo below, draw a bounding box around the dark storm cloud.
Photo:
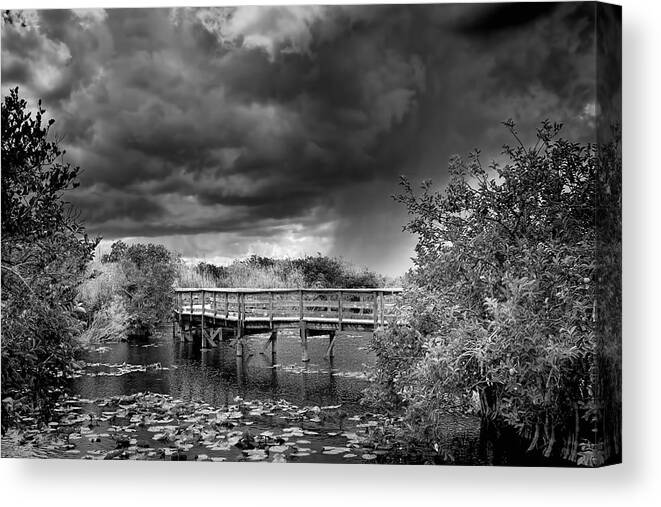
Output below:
[1,4,599,274]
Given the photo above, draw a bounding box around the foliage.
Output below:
[194,261,228,283]
[78,261,126,317]
[100,240,128,264]
[293,254,384,288]
[77,295,129,343]
[77,262,129,342]
[175,261,223,289]
[222,256,305,288]
[367,121,618,464]
[101,241,178,336]
[176,254,384,289]
[1,88,97,431]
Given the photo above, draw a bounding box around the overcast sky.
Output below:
[1,3,598,276]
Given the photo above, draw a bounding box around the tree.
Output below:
[368,121,620,465]
[103,241,177,336]
[1,88,97,431]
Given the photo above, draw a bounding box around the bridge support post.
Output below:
[201,327,219,349]
[207,328,221,347]
[300,321,309,362]
[262,330,277,356]
[182,321,192,342]
[325,331,337,359]
[236,327,244,357]
[177,292,183,339]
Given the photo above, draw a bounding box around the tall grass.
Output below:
[78,296,128,343]
[78,262,125,312]
[175,259,306,288]
[77,262,129,343]
[174,261,219,288]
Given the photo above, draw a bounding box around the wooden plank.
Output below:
[174,287,403,294]
[335,302,373,310]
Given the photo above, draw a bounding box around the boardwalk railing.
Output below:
[174,287,403,328]
[173,287,402,361]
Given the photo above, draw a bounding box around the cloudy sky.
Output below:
[1,2,599,276]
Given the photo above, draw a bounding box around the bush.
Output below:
[292,255,384,288]
[78,295,129,343]
[367,121,619,464]
[102,242,178,336]
[1,88,97,431]
[78,261,127,316]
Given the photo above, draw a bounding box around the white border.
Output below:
[1,1,659,506]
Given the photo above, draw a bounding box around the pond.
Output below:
[2,326,555,465]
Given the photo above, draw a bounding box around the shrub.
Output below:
[102,242,177,336]
[78,295,129,343]
[293,254,384,288]
[1,88,97,431]
[78,261,127,317]
[368,121,619,464]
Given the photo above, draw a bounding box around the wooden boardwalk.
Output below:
[173,288,402,361]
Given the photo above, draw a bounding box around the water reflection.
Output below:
[0,327,569,465]
[75,327,374,412]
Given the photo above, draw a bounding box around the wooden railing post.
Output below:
[213,291,217,319]
[189,291,193,318]
[379,290,384,326]
[373,291,378,327]
[200,290,206,346]
[338,290,343,331]
[299,289,303,320]
[236,292,245,357]
[269,291,274,327]
[224,291,229,317]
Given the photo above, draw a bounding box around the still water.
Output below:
[5,326,552,465]
[77,326,375,412]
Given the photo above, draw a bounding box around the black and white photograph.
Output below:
[1,2,621,469]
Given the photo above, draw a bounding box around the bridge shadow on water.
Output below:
[75,326,373,412]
